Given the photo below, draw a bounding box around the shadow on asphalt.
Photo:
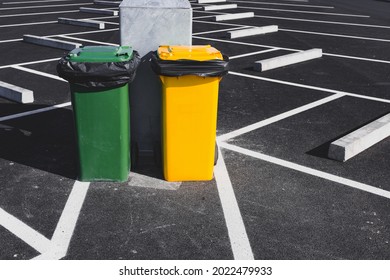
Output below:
[0,104,78,179]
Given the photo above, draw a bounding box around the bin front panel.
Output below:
[71,85,130,181]
[161,76,219,181]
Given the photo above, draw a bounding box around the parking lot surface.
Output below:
[0,0,390,260]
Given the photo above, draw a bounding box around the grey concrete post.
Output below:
[119,0,192,160]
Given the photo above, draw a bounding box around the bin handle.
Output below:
[116,46,131,58]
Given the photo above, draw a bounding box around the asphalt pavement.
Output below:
[0,0,389,260]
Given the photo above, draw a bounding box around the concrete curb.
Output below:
[254,48,322,72]
[0,81,34,104]
[328,113,390,162]
[204,4,237,10]
[23,34,82,50]
[198,0,226,4]
[94,0,121,6]
[58,17,105,29]
[79,7,119,16]
[227,25,278,39]
[214,12,254,21]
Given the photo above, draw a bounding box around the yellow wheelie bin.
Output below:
[151,45,229,181]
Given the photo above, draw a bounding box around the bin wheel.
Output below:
[154,141,162,167]
[131,142,139,170]
[214,143,219,166]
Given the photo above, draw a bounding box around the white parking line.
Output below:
[0,102,71,122]
[3,0,77,4]
[193,35,390,64]
[57,35,118,46]
[193,26,247,35]
[217,93,346,142]
[34,181,90,260]
[0,27,119,44]
[45,27,119,39]
[253,14,390,30]
[0,58,60,70]
[0,20,57,28]
[229,48,280,59]
[0,2,93,11]
[193,9,390,29]
[11,66,66,82]
[214,142,254,260]
[280,28,390,43]
[236,6,369,18]
[193,19,390,44]
[229,71,390,104]
[0,9,80,18]
[0,208,52,254]
[0,15,118,29]
[227,0,334,9]
[220,143,390,200]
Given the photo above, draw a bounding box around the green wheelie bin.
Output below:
[57,46,140,182]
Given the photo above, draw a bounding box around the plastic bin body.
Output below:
[67,46,133,182]
[158,46,223,181]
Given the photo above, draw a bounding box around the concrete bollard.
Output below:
[119,0,192,162]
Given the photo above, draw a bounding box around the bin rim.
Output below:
[150,52,229,78]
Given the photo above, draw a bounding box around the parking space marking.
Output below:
[0,21,57,28]
[57,35,118,46]
[193,26,247,35]
[236,6,369,18]
[0,9,80,18]
[219,142,390,200]
[0,2,93,11]
[229,48,280,59]
[252,14,390,30]
[0,208,51,254]
[214,142,254,260]
[193,35,390,64]
[45,27,119,39]
[194,19,390,44]
[229,71,390,104]
[11,66,66,82]
[0,15,118,29]
[33,181,90,260]
[0,38,22,43]
[2,0,79,4]
[279,28,390,43]
[0,58,59,70]
[0,102,71,122]
[193,10,390,29]
[227,0,334,9]
[0,27,119,44]
[218,93,345,142]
